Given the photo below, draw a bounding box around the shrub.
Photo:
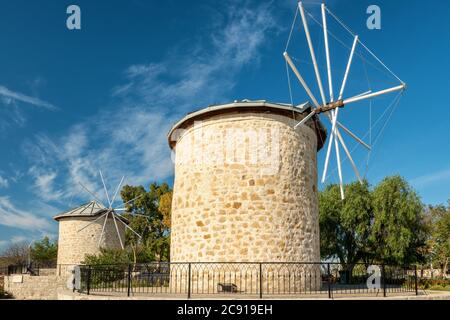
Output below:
[0,289,13,299]
[82,248,131,266]
[418,278,450,290]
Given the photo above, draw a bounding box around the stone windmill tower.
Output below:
[168,100,326,264]
[167,1,405,293]
[53,173,143,266]
[54,200,127,266]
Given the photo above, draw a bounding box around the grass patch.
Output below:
[428,285,450,291]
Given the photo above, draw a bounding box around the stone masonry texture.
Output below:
[56,216,126,265]
[169,110,322,265]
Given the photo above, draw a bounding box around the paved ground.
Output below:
[57,289,450,300]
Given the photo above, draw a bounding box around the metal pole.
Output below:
[336,121,371,150]
[343,84,406,105]
[334,135,345,200]
[382,264,386,297]
[299,1,327,107]
[187,263,191,299]
[414,265,418,296]
[87,265,91,295]
[127,264,132,297]
[284,52,321,108]
[336,130,363,183]
[327,263,332,299]
[259,263,263,299]
[338,36,359,101]
[321,3,334,103]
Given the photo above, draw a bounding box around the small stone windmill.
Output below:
[284,2,406,199]
[54,171,143,266]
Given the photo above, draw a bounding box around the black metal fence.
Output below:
[0,263,41,276]
[77,262,418,298]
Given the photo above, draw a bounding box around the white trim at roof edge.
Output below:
[167,100,311,141]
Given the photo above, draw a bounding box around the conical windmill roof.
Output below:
[53,200,108,221]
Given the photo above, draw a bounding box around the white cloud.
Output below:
[0,175,8,188]
[410,168,450,189]
[0,196,51,231]
[24,2,279,207]
[0,85,57,111]
[28,167,64,202]
[11,236,27,243]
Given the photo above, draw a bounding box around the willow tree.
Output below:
[320,176,428,268]
[370,176,427,265]
[319,180,373,272]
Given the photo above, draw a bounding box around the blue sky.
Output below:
[0,0,449,248]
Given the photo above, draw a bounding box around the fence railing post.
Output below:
[259,263,263,299]
[127,264,132,297]
[187,263,191,299]
[327,263,332,299]
[381,264,386,297]
[414,265,418,296]
[87,265,91,295]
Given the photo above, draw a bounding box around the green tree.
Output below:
[82,249,131,285]
[319,176,429,268]
[319,180,373,272]
[426,202,450,277]
[371,176,427,265]
[30,237,57,266]
[120,182,172,263]
[83,248,131,265]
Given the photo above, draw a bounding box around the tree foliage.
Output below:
[371,176,427,265]
[425,202,450,276]
[120,182,172,263]
[83,248,131,265]
[30,236,57,266]
[319,180,372,271]
[320,176,428,268]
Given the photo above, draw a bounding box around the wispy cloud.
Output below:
[28,166,64,202]
[410,168,450,188]
[10,235,27,243]
[0,85,57,111]
[0,175,8,188]
[24,2,279,207]
[0,196,51,231]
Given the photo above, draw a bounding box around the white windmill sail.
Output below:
[75,171,144,249]
[284,2,406,199]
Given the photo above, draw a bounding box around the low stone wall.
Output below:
[419,269,449,279]
[39,268,58,276]
[4,273,70,300]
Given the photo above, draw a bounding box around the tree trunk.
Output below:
[443,257,449,278]
[131,243,137,272]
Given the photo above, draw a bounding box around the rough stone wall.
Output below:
[419,269,450,279]
[170,112,321,264]
[3,274,67,300]
[57,216,126,265]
